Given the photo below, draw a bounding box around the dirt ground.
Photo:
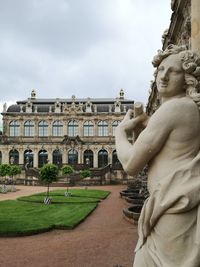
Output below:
[0,185,138,267]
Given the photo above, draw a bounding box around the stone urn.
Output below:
[120,190,139,198]
[125,195,144,205]
[123,205,143,222]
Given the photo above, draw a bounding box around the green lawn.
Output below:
[34,188,110,198]
[18,189,110,204]
[0,189,110,237]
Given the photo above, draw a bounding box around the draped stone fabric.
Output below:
[133,152,200,267]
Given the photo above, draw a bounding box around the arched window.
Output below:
[112,150,120,166]
[38,120,48,137]
[83,121,94,136]
[53,149,63,167]
[24,120,34,136]
[68,120,78,136]
[9,149,19,164]
[84,150,93,168]
[98,121,108,136]
[38,150,48,168]
[9,120,20,136]
[68,149,78,165]
[53,120,63,136]
[24,150,34,167]
[112,120,121,136]
[0,151,2,164]
[98,149,108,168]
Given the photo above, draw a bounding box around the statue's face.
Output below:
[156,54,185,98]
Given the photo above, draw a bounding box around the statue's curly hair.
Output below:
[152,44,200,108]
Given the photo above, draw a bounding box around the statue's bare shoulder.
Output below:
[149,97,199,132]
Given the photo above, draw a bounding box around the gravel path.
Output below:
[0,185,138,267]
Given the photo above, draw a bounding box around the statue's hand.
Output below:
[117,109,148,135]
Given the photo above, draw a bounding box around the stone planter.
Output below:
[125,196,144,205]
[123,205,143,221]
[120,190,140,197]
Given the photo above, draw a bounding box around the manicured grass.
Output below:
[0,189,110,236]
[18,189,110,204]
[35,189,110,199]
[18,195,100,203]
[0,200,97,236]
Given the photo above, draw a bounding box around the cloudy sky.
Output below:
[0,0,171,114]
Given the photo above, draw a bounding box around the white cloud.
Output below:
[0,0,171,107]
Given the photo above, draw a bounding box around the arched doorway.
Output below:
[38,150,48,168]
[9,149,19,164]
[53,149,63,167]
[68,149,78,165]
[98,149,108,168]
[112,150,120,166]
[24,150,34,168]
[84,150,93,168]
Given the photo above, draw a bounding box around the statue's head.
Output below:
[152,44,200,98]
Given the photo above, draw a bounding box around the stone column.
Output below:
[62,149,67,165]
[63,119,67,136]
[94,119,98,136]
[79,120,84,137]
[2,149,9,164]
[34,118,38,138]
[191,0,200,55]
[78,146,83,164]
[19,148,24,165]
[48,119,52,137]
[48,148,53,163]
[33,150,38,168]
[19,119,23,136]
[93,149,98,168]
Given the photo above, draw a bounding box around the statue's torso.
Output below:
[147,97,200,193]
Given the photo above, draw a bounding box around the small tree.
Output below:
[0,164,11,193]
[62,165,74,176]
[8,165,21,191]
[39,164,59,200]
[80,169,91,179]
[62,165,75,193]
[0,164,11,184]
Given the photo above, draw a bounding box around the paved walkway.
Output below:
[0,185,138,267]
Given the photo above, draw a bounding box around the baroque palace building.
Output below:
[146,0,191,115]
[0,89,134,170]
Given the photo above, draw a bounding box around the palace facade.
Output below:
[0,89,134,170]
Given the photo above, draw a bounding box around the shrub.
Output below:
[0,164,11,177]
[62,165,74,176]
[8,165,21,178]
[80,169,91,178]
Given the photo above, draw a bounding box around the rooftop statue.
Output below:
[115,44,200,267]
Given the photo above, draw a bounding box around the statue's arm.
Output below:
[115,105,173,176]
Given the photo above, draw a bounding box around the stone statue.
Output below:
[115,44,200,267]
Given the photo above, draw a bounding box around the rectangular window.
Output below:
[39,127,48,137]
[53,127,63,136]
[25,126,34,136]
